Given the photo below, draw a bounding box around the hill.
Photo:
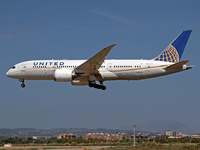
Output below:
[0,128,20,137]
[0,128,132,137]
[120,120,196,134]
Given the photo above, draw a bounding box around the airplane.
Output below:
[6,30,192,90]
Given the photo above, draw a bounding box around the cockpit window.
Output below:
[11,66,15,69]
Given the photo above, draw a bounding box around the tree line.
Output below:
[0,136,200,146]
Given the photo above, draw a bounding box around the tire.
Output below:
[21,84,25,88]
[94,84,100,89]
[101,86,106,90]
[89,83,94,87]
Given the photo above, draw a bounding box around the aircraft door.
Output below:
[21,63,27,72]
[106,63,112,71]
[145,62,151,68]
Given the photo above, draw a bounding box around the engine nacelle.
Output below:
[53,69,72,82]
[71,80,89,86]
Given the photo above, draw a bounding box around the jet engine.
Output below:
[53,69,73,82]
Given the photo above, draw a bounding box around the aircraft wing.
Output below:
[74,44,117,75]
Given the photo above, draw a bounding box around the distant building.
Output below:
[191,134,200,138]
[121,133,131,140]
[32,136,38,139]
[176,132,183,137]
[181,134,190,137]
[57,133,77,139]
[32,136,51,139]
[4,144,12,147]
[84,133,123,141]
[164,130,176,137]
[157,134,164,137]
[131,132,152,140]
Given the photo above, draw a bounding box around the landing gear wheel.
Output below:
[101,86,106,90]
[89,82,94,87]
[89,81,107,90]
[94,84,101,89]
[21,83,25,88]
[19,79,25,88]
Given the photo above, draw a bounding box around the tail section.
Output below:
[154,30,192,63]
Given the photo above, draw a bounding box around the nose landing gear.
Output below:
[19,79,25,88]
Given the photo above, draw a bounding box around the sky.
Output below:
[0,0,200,132]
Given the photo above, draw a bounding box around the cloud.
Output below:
[90,10,143,26]
[0,34,15,39]
[0,29,30,40]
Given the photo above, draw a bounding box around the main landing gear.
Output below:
[89,81,106,90]
[19,79,25,88]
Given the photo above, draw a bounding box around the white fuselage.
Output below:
[6,31,192,89]
[6,59,188,82]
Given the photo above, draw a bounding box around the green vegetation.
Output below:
[154,137,200,144]
[0,136,200,148]
[102,145,200,150]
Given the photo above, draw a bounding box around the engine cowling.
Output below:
[53,69,72,82]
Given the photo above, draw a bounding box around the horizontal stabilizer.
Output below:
[166,60,189,69]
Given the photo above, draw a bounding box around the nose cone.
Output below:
[6,69,17,78]
[6,69,12,78]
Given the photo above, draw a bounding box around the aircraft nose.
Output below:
[6,70,12,78]
[6,70,10,77]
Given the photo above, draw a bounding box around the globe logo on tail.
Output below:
[154,45,179,63]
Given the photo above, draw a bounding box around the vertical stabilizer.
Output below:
[154,30,192,63]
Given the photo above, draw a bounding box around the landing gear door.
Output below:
[106,63,112,71]
[21,63,26,72]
